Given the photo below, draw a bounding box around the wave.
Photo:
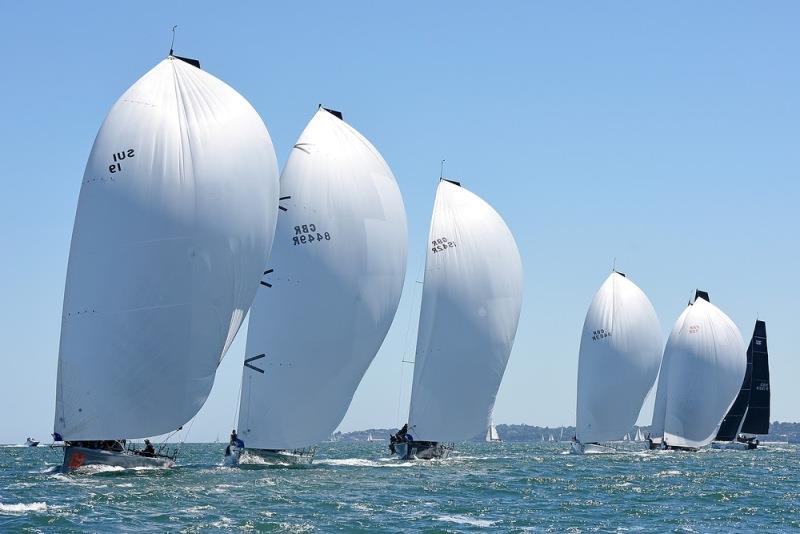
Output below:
[0,502,48,514]
[435,514,498,527]
[317,458,415,468]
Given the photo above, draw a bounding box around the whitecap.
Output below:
[0,502,48,514]
[436,514,498,527]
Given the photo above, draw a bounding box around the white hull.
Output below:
[570,441,617,455]
[63,446,174,470]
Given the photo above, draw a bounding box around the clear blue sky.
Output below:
[0,2,797,443]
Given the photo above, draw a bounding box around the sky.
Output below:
[0,2,798,443]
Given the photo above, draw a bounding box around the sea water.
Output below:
[1,442,798,532]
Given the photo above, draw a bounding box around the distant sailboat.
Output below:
[648,291,746,451]
[367,433,376,442]
[230,107,407,465]
[572,272,662,454]
[713,320,770,450]
[548,434,555,442]
[392,179,523,460]
[634,428,644,442]
[486,420,502,443]
[54,53,279,470]
[622,433,630,442]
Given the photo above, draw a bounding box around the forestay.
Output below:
[650,295,745,448]
[575,272,662,444]
[54,56,279,440]
[408,180,523,442]
[238,108,407,450]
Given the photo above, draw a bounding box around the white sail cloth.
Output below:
[408,181,523,442]
[575,272,662,443]
[54,57,279,440]
[650,297,746,448]
[237,108,407,450]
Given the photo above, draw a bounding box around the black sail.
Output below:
[715,339,753,441]
[740,320,770,435]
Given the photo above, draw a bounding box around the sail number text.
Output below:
[293,224,331,246]
[431,237,456,253]
[591,329,611,341]
[108,148,135,174]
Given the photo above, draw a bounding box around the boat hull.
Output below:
[62,446,174,470]
[711,438,758,450]
[393,441,451,460]
[226,445,316,467]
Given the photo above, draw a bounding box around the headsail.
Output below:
[237,108,407,450]
[54,57,279,440]
[575,272,663,444]
[651,292,746,449]
[739,320,770,435]
[407,180,523,442]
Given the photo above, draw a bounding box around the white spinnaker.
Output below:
[575,273,662,444]
[654,298,746,448]
[650,306,690,439]
[54,57,279,440]
[407,181,523,442]
[237,108,407,450]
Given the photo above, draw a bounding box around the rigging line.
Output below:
[232,371,244,430]
[180,415,197,446]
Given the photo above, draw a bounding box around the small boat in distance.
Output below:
[648,291,746,451]
[486,420,502,443]
[367,434,376,442]
[634,428,644,442]
[53,52,280,470]
[24,438,39,447]
[392,179,523,460]
[713,320,771,450]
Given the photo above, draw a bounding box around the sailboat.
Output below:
[367,433,376,442]
[548,434,555,442]
[713,320,770,450]
[53,53,280,470]
[229,107,407,465]
[572,272,662,454]
[391,179,523,460]
[486,420,502,443]
[648,291,746,451]
[634,428,644,442]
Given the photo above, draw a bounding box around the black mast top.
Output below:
[168,26,201,69]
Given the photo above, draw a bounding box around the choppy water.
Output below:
[1,442,798,532]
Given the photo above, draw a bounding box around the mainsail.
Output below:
[650,292,746,449]
[407,180,523,442]
[54,56,280,440]
[575,272,663,444]
[740,320,770,435]
[237,108,407,450]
